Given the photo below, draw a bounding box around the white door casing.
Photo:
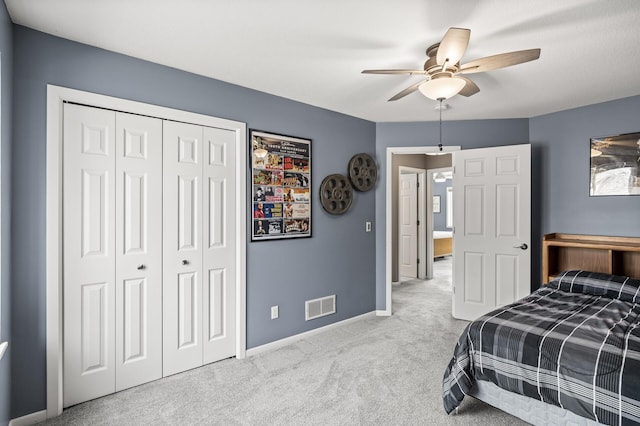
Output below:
[399,173,418,279]
[63,104,116,406]
[452,144,531,321]
[163,121,204,376]
[114,112,163,391]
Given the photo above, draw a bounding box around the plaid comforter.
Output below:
[443,270,640,425]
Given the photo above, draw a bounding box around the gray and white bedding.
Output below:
[443,270,640,425]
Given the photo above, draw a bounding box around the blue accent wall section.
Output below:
[374,119,530,310]
[0,3,11,426]
[10,25,376,418]
[530,96,640,239]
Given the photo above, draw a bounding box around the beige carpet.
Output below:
[41,257,526,425]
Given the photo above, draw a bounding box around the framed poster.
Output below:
[251,130,311,241]
[590,132,640,196]
[433,195,441,213]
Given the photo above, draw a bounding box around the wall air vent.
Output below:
[305,295,336,321]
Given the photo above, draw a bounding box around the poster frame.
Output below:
[250,129,312,241]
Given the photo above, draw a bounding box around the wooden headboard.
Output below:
[542,233,640,284]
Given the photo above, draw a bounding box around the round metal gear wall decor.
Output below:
[348,153,377,192]
[319,174,353,215]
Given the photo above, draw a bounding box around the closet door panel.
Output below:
[203,127,236,363]
[115,112,163,391]
[63,104,116,407]
[163,121,204,376]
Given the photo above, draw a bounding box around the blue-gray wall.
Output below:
[374,119,531,309]
[10,26,376,418]
[0,3,11,426]
[530,96,640,239]
[433,180,450,231]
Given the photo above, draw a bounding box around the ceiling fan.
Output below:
[362,27,541,101]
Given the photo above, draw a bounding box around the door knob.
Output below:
[514,243,528,250]
[182,260,189,265]
[137,264,146,270]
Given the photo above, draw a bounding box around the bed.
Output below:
[443,270,640,425]
[433,230,452,258]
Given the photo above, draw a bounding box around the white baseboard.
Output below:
[9,410,47,426]
[246,311,376,357]
[376,309,391,317]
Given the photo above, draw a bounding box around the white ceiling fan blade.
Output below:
[388,80,425,101]
[362,69,427,75]
[457,76,479,97]
[436,27,471,66]
[459,49,541,74]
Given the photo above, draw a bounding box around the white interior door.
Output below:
[163,120,204,376]
[452,144,531,321]
[64,105,165,406]
[202,127,236,363]
[399,173,418,279]
[114,112,163,391]
[63,104,116,406]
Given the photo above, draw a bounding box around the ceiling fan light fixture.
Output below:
[434,172,447,182]
[418,76,466,100]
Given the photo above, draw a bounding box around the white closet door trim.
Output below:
[46,84,247,418]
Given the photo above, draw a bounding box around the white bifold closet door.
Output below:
[63,104,237,406]
[63,104,162,407]
[162,121,236,376]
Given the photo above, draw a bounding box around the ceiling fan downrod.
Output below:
[438,97,444,151]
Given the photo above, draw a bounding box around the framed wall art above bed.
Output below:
[250,130,311,241]
[590,131,640,196]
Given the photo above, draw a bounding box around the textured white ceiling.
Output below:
[5,0,640,122]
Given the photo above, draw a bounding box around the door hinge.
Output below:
[416,181,420,188]
[417,258,420,264]
[417,220,420,226]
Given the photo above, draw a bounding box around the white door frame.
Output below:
[398,167,426,280]
[45,85,247,418]
[426,166,453,280]
[383,146,460,316]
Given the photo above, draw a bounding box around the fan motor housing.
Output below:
[424,43,460,75]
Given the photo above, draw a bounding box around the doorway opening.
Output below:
[383,146,460,316]
[385,144,532,320]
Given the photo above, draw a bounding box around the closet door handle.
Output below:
[182,260,189,265]
[137,264,146,270]
[514,243,528,250]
